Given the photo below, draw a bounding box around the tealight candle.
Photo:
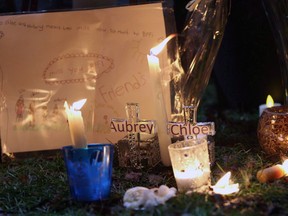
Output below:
[257,165,285,183]
[257,159,288,183]
[168,138,211,192]
[259,95,281,116]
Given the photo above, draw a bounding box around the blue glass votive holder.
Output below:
[62,144,114,202]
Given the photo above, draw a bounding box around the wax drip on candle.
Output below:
[64,99,87,148]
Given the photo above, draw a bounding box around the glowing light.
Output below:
[64,99,87,148]
[72,99,87,110]
[266,95,274,108]
[211,172,239,195]
[150,34,177,56]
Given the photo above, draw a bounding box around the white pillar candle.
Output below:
[147,54,171,166]
[64,99,87,148]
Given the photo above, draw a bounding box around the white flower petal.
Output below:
[150,185,177,204]
[123,186,149,210]
[123,185,177,210]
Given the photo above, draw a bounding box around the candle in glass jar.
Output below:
[168,139,211,192]
[173,162,210,192]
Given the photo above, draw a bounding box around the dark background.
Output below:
[0,0,283,112]
[174,0,283,112]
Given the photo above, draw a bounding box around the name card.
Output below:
[110,119,155,134]
[168,122,215,136]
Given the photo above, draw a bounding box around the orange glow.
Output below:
[211,172,239,195]
[150,34,177,56]
[257,159,288,183]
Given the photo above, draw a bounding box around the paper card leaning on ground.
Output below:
[0,2,173,153]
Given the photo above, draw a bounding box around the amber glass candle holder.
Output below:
[258,106,288,158]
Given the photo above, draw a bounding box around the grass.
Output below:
[0,7,281,212]
[1,107,288,215]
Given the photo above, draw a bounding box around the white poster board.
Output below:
[0,3,173,153]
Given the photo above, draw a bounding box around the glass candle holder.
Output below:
[62,143,114,202]
[168,138,211,193]
[258,106,288,158]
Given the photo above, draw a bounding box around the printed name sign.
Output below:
[110,119,155,134]
[167,122,215,136]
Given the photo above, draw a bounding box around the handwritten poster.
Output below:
[0,3,173,153]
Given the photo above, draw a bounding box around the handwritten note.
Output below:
[0,3,171,153]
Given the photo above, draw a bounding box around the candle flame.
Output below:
[211,172,239,195]
[215,172,231,187]
[64,99,87,148]
[266,95,274,107]
[175,159,204,178]
[72,99,87,110]
[150,34,177,56]
[64,99,87,111]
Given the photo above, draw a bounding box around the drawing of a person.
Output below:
[28,101,36,127]
[102,114,111,133]
[52,104,59,116]
[15,95,25,122]
[42,106,48,121]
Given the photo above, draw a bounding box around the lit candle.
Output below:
[173,160,210,192]
[64,99,87,148]
[211,172,239,195]
[168,139,211,192]
[147,35,176,166]
[257,159,288,183]
[259,95,281,116]
[257,165,285,183]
